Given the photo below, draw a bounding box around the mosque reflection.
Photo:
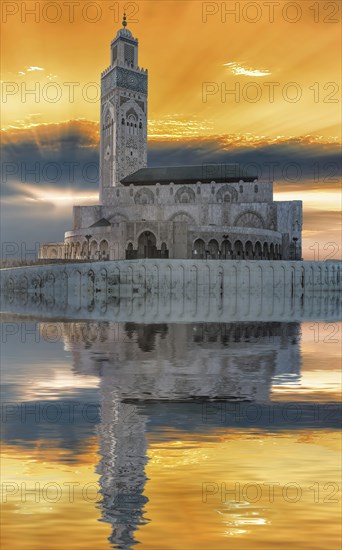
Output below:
[64,321,300,401]
[2,291,341,549]
[62,319,301,548]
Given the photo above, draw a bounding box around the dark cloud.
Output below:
[148,137,342,191]
[1,121,341,199]
[1,120,99,197]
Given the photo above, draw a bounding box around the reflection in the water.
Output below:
[2,286,341,323]
[65,322,300,401]
[1,291,341,550]
[98,396,149,548]
[92,321,298,548]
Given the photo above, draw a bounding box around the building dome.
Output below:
[115,27,134,40]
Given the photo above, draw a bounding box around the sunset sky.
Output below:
[1,0,341,259]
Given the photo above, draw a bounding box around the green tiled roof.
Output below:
[121,165,258,185]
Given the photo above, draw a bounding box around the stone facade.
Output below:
[53,179,302,261]
[2,260,340,301]
[39,19,302,262]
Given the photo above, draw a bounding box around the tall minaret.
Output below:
[100,13,148,200]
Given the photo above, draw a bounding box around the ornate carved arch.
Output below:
[134,228,160,250]
[102,100,114,119]
[234,211,265,229]
[121,99,145,117]
[168,211,196,224]
[134,188,155,205]
[126,107,138,119]
[174,186,196,204]
[216,184,238,203]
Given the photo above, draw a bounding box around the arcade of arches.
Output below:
[193,238,282,260]
[63,234,282,261]
[64,239,110,261]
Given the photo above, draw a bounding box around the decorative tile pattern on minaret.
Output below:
[100,14,148,201]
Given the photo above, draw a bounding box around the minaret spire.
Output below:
[100,14,148,193]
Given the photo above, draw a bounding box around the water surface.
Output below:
[1,293,341,549]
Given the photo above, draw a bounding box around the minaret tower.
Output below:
[100,14,148,201]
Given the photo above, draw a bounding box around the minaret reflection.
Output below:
[62,320,301,549]
[97,387,149,548]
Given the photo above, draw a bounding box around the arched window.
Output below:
[193,239,205,259]
[234,240,244,259]
[90,241,98,260]
[137,231,157,259]
[175,186,195,204]
[100,240,109,260]
[245,241,253,259]
[208,239,219,259]
[221,239,232,259]
[81,242,88,259]
[255,242,262,259]
[104,113,112,136]
[126,242,136,260]
[127,113,138,135]
[270,243,275,260]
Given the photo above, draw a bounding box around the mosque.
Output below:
[39,15,302,262]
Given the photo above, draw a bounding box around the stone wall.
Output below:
[75,181,284,231]
[101,180,273,207]
[2,260,341,300]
